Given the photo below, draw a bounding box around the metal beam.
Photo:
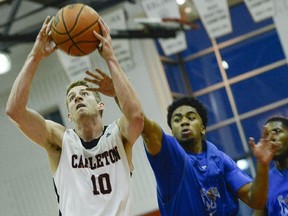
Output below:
[0,29,177,43]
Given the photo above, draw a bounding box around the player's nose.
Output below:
[75,94,83,102]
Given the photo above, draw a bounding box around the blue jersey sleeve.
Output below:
[145,131,186,202]
[222,152,253,194]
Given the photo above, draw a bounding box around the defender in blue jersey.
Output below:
[142,96,278,216]
[254,116,288,216]
[83,66,278,215]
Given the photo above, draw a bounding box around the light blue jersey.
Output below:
[145,131,252,216]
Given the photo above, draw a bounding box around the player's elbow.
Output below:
[6,103,15,119]
[251,198,267,210]
[6,102,22,123]
[132,110,144,133]
[238,183,267,210]
[247,192,267,210]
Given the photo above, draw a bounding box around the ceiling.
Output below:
[0,0,243,52]
[0,0,136,51]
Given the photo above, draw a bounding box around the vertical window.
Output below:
[157,3,288,214]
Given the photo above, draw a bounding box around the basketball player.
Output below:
[141,97,280,215]
[254,116,288,216]
[84,70,278,215]
[6,16,143,216]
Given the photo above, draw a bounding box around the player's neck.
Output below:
[179,138,203,153]
[75,118,104,142]
[275,157,288,171]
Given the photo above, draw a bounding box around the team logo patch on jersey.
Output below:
[200,187,220,215]
[277,194,288,215]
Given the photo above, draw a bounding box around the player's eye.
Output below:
[274,129,281,134]
[188,115,196,121]
[69,95,75,101]
[174,118,181,123]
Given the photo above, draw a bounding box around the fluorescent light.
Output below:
[222,60,229,69]
[0,52,11,74]
[177,0,186,5]
[184,7,192,13]
[236,159,249,170]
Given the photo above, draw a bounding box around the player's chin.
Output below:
[76,109,89,117]
[180,135,194,142]
[181,133,193,140]
[178,137,195,147]
[273,150,287,161]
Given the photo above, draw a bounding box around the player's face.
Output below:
[66,85,101,121]
[171,105,205,144]
[265,121,288,159]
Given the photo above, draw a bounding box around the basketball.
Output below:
[51,3,101,56]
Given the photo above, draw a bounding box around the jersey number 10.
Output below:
[91,173,112,195]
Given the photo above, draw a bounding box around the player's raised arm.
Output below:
[6,16,63,149]
[92,18,144,146]
[85,69,162,156]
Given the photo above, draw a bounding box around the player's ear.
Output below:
[98,102,104,111]
[201,125,206,135]
[67,113,72,122]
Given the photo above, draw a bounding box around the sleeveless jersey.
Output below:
[53,122,133,216]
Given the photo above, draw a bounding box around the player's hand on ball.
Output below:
[93,19,114,60]
[31,16,56,60]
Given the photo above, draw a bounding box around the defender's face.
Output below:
[171,105,205,142]
[66,85,100,121]
[265,121,288,158]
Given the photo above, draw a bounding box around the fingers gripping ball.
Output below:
[51,3,101,56]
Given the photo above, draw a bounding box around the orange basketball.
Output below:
[51,3,101,56]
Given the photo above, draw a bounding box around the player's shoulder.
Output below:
[46,119,66,144]
[46,120,66,133]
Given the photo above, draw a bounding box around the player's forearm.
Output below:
[6,54,41,120]
[142,115,162,156]
[254,209,267,216]
[106,57,143,121]
[248,163,269,209]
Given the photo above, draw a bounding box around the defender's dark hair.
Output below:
[167,96,208,129]
[265,115,288,128]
